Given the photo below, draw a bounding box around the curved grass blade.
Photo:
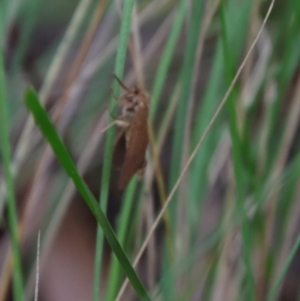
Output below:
[24,88,151,301]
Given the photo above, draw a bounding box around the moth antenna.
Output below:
[113,73,131,93]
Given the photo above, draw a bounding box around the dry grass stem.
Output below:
[115,1,275,299]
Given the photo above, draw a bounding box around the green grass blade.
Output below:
[24,88,151,301]
[106,179,138,301]
[188,40,224,238]
[94,0,136,299]
[220,0,251,194]
[150,0,187,119]
[169,0,205,220]
[264,3,300,178]
[220,2,257,300]
[0,39,24,301]
[93,222,104,301]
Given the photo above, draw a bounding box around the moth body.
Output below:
[112,76,150,191]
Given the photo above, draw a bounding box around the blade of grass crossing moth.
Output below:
[93,0,136,299]
[91,4,116,298]
[220,1,256,299]
[0,33,24,301]
[24,88,151,301]
[150,0,187,119]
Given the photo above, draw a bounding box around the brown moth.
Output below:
[112,74,150,191]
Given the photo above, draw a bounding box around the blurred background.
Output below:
[1,0,300,300]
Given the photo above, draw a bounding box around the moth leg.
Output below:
[115,119,130,128]
[101,120,117,133]
[101,117,128,133]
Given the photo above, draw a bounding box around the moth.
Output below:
[112,74,151,191]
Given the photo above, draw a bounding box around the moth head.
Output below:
[119,86,150,117]
[112,74,150,117]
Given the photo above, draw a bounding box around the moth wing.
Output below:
[118,107,149,191]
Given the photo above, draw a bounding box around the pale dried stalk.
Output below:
[115,1,275,299]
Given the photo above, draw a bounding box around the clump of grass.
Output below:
[1,0,300,300]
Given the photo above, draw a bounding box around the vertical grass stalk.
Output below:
[0,33,24,301]
[93,0,137,300]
